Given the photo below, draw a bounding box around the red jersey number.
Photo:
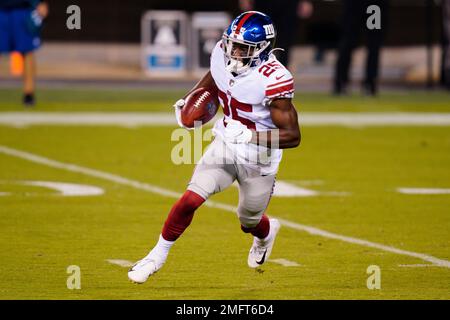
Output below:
[218,90,256,130]
[258,61,282,78]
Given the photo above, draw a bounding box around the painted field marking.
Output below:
[21,181,104,196]
[232,180,349,197]
[293,179,324,186]
[232,180,319,197]
[397,188,450,195]
[106,259,134,268]
[398,264,446,268]
[0,180,103,196]
[2,112,450,127]
[269,259,301,267]
[1,145,449,269]
[270,180,318,197]
[106,258,301,268]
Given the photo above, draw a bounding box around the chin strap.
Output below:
[268,48,285,56]
[226,59,248,75]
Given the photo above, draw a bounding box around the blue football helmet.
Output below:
[223,11,277,74]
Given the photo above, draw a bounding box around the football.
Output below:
[181,87,220,128]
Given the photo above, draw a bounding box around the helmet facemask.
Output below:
[222,34,271,75]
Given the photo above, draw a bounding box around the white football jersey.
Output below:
[210,41,295,175]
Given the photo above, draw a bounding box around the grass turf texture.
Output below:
[0,88,449,299]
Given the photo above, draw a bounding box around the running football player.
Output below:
[128,11,301,284]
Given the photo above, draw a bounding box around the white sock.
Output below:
[147,234,175,261]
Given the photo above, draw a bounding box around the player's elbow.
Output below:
[291,135,301,148]
[291,129,301,148]
[284,130,300,148]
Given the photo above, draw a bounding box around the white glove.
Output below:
[223,119,253,144]
[173,99,192,130]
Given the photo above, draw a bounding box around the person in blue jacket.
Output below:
[0,0,48,106]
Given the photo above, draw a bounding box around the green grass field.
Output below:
[0,88,449,299]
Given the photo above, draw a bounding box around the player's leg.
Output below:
[128,138,237,283]
[127,189,206,284]
[236,167,280,268]
[23,52,35,105]
[162,137,236,242]
[363,0,387,96]
[334,0,361,94]
[11,8,41,106]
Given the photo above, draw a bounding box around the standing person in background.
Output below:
[0,0,48,106]
[334,0,388,96]
[239,0,313,70]
[441,0,450,90]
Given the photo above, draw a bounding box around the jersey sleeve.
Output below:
[262,62,295,105]
[210,41,222,65]
[209,41,224,86]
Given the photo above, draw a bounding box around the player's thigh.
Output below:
[237,171,276,228]
[187,138,237,200]
[11,9,40,53]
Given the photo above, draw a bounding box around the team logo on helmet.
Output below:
[263,24,275,38]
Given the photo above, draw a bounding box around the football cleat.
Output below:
[247,218,281,268]
[23,93,35,107]
[127,254,165,284]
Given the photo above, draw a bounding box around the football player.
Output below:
[129,11,301,284]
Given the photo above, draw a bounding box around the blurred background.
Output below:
[1,0,449,300]
[0,0,448,93]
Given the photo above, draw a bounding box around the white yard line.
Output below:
[233,180,349,197]
[397,188,450,195]
[22,181,104,196]
[233,180,320,197]
[107,258,301,268]
[276,218,450,268]
[105,259,134,268]
[398,264,446,268]
[299,112,450,126]
[0,112,176,128]
[268,259,301,267]
[1,144,449,269]
[1,112,450,127]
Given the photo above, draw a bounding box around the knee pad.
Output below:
[187,171,217,200]
[237,196,267,229]
[237,211,262,229]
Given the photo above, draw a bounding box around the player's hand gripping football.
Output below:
[222,119,253,144]
[173,98,192,130]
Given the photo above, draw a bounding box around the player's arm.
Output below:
[182,71,215,99]
[251,98,301,149]
[174,71,216,129]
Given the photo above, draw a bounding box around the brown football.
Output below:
[181,87,220,128]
